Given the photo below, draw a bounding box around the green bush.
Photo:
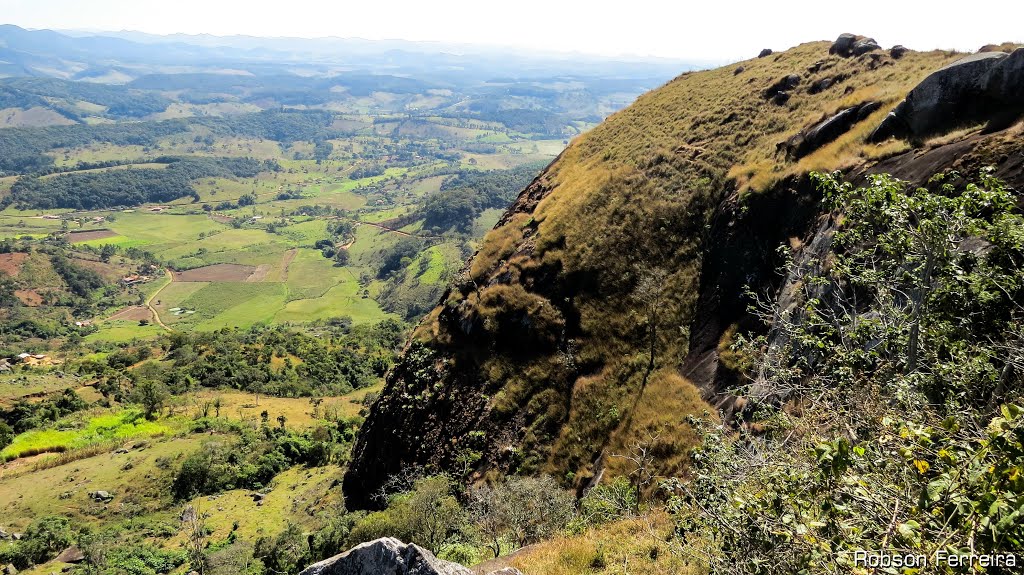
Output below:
[0,515,76,568]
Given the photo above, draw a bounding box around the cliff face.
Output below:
[345,39,1024,508]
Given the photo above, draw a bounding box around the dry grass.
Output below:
[603,371,712,488]
[506,511,701,575]
[178,386,380,428]
[394,41,966,491]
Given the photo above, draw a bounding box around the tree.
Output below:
[132,378,168,420]
[635,265,670,391]
[468,475,574,554]
[99,243,117,262]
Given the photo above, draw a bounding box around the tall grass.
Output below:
[0,410,171,462]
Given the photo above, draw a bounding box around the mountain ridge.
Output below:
[344,37,1024,508]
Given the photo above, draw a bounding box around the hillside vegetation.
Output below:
[346,41,968,497]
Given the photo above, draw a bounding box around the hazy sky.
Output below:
[3,0,1021,61]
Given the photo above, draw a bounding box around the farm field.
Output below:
[1,124,548,340]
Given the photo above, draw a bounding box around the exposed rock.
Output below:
[299,538,473,575]
[771,92,791,106]
[852,38,881,56]
[251,492,266,503]
[830,33,858,56]
[808,78,833,94]
[807,60,825,73]
[890,45,909,59]
[179,505,197,524]
[764,74,800,100]
[4,563,18,574]
[485,570,523,575]
[869,49,1024,141]
[758,48,773,58]
[733,66,745,75]
[54,546,85,564]
[781,101,881,158]
[88,490,114,503]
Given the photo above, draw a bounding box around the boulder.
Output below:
[54,546,86,564]
[180,506,197,524]
[771,92,792,106]
[4,564,17,574]
[733,66,745,75]
[852,38,881,56]
[88,490,114,503]
[782,101,881,158]
[764,74,801,99]
[758,48,773,58]
[299,537,473,575]
[808,78,833,94]
[869,49,1024,141]
[830,33,858,56]
[485,570,524,575]
[890,45,909,59]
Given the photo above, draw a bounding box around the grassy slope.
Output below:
[355,42,961,493]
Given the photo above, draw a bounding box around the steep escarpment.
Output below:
[345,39,1024,508]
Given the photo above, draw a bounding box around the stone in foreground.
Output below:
[299,538,473,575]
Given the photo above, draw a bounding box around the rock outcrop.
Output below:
[299,538,518,575]
[830,33,880,57]
[54,546,86,564]
[781,101,881,158]
[869,49,1024,141]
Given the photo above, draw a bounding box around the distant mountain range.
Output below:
[0,24,696,83]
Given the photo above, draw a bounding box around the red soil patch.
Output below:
[247,264,272,283]
[67,229,117,243]
[172,263,256,282]
[107,305,153,322]
[0,252,28,276]
[278,248,298,282]
[14,289,43,306]
[71,258,121,282]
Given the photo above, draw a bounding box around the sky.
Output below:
[2,0,1021,62]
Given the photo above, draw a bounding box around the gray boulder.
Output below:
[299,538,473,575]
[890,45,909,59]
[869,49,1024,141]
[88,490,114,503]
[830,33,858,56]
[758,48,773,58]
[54,546,86,564]
[782,101,881,158]
[852,38,881,56]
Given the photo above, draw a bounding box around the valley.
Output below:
[0,17,1023,575]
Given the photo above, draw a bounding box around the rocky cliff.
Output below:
[345,37,1024,508]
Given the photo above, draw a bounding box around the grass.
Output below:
[391,41,965,490]
[503,511,699,575]
[179,464,345,544]
[86,320,165,343]
[0,373,87,407]
[176,282,287,331]
[180,384,381,429]
[1,410,172,461]
[275,280,394,325]
[0,435,205,530]
[193,283,287,330]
